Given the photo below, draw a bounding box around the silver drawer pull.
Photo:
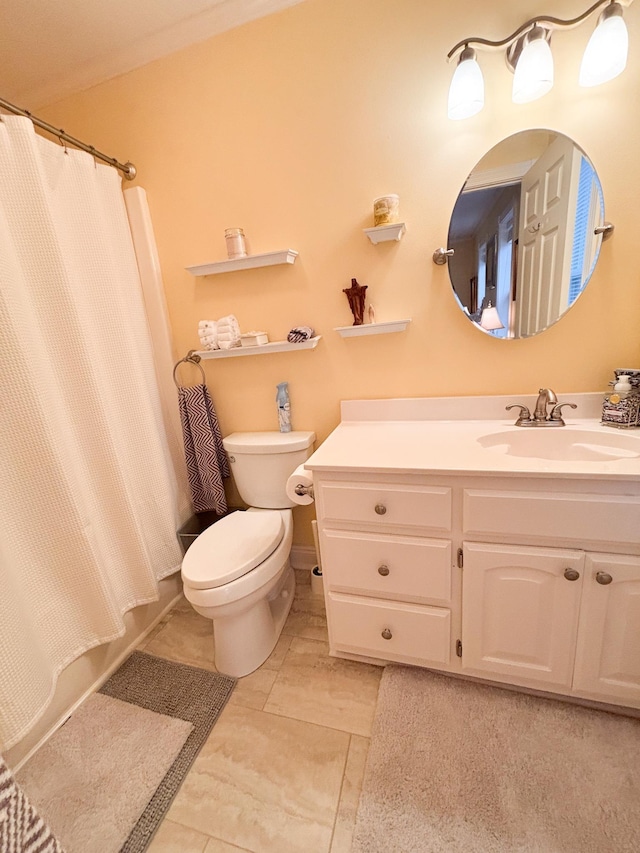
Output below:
[596,571,613,585]
[381,628,392,640]
[378,564,390,576]
[375,504,387,515]
[564,568,580,581]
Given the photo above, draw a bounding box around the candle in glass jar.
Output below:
[373,195,399,226]
[225,228,247,259]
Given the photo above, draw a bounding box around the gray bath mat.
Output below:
[17,693,192,853]
[100,651,236,852]
[353,665,640,853]
[18,651,235,853]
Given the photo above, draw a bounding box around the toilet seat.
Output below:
[181,510,284,590]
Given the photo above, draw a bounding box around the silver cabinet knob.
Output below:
[381,628,392,640]
[564,568,580,581]
[596,571,613,585]
[378,564,390,576]
[374,504,387,515]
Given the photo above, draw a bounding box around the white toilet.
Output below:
[181,430,315,677]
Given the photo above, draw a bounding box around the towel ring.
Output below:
[173,350,206,388]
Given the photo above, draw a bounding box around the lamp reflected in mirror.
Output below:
[480,302,505,331]
[446,129,608,340]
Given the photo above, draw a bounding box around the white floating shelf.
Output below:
[196,336,321,359]
[363,223,406,244]
[334,320,411,337]
[186,249,298,277]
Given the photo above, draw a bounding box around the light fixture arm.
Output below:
[447,0,633,61]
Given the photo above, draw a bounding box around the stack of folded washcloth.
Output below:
[198,315,241,350]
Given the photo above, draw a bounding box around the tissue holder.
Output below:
[240,331,269,347]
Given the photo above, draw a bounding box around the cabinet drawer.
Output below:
[463,489,640,547]
[319,482,451,533]
[321,529,452,605]
[328,593,451,666]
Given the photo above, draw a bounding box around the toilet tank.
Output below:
[222,431,316,509]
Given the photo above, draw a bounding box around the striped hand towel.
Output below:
[178,384,230,514]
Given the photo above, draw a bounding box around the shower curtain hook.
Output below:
[58,133,68,155]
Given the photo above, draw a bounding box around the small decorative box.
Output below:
[240,331,269,347]
[602,393,640,428]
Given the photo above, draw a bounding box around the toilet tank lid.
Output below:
[222,431,315,454]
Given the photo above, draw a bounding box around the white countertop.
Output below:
[305,395,640,481]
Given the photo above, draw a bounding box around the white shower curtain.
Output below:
[0,116,186,750]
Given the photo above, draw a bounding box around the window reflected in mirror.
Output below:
[447,130,604,339]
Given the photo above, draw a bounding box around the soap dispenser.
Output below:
[276,382,292,433]
[613,374,632,397]
[602,371,640,428]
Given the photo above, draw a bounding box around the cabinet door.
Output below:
[462,542,584,687]
[573,554,640,707]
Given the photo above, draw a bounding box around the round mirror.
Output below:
[447,129,605,339]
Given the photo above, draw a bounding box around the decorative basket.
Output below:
[601,392,640,429]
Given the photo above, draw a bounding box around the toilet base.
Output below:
[213,565,295,678]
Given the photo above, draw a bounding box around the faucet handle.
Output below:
[549,402,577,422]
[506,404,532,425]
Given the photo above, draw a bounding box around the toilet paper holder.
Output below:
[294,482,314,499]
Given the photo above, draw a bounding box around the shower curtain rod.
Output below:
[0,95,137,180]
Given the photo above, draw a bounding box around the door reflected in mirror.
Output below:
[447,130,605,339]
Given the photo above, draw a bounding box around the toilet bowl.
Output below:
[181,430,315,677]
[182,508,294,676]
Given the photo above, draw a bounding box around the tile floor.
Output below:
[140,570,382,853]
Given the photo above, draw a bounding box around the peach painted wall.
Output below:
[40,0,640,546]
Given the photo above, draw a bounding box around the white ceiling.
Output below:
[0,0,307,108]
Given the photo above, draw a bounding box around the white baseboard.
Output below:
[290,545,317,572]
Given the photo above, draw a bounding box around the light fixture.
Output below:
[511,26,554,104]
[479,302,504,331]
[447,46,485,120]
[579,2,629,86]
[446,0,633,119]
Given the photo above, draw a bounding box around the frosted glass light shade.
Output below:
[579,6,628,87]
[448,49,484,120]
[480,304,504,330]
[512,32,554,104]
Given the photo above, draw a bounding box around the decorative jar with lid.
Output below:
[225,228,247,259]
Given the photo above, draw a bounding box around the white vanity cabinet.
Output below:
[307,397,640,713]
[314,471,640,710]
[315,475,459,669]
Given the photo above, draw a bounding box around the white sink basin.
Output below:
[478,428,640,462]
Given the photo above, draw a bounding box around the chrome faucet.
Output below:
[533,388,558,422]
[506,388,577,427]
